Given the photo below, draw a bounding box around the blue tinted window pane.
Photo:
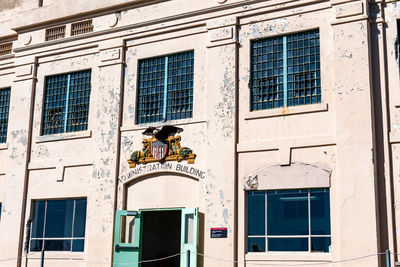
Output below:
[44,240,71,251]
[45,200,74,238]
[248,191,265,236]
[31,201,46,238]
[30,240,43,252]
[248,237,266,252]
[267,190,308,235]
[310,189,330,235]
[311,237,331,252]
[0,202,2,220]
[72,239,85,252]
[268,238,308,252]
[73,199,87,238]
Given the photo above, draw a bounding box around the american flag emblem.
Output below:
[152,140,168,161]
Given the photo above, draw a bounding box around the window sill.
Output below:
[28,251,84,260]
[35,130,92,143]
[244,103,328,120]
[120,118,207,132]
[245,252,331,262]
[0,143,8,150]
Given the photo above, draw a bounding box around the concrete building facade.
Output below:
[0,0,399,266]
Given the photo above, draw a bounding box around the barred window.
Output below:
[0,43,12,56]
[0,88,11,143]
[42,70,91,135]
[71,20,93,36]
[250,30,321,111]
[45,25,66,41]
[136,51,194,124]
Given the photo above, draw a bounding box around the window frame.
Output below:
[135,50,194,124]
[0,87,11,143]
[250,29,321,111]
[29,198,87,252]
[247,188,331,253]
[41,69,92,136]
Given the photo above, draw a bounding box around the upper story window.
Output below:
[136,51,194,124]
[45,25,66,41]
[0,87,11,143]
[42,70,91,135]
[250,30,321,111]
[30,199,87,252]
[248,188,331,253]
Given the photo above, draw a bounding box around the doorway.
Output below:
[141,210,181,267]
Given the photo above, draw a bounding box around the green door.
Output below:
[180,208,198,267]
[113,210,142,267]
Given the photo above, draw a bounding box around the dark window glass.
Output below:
[30,240,43,252]
[45,200,74,238]
[267,190,309,235]
[72,239,85,252]
[31,201,46,238]
[248,191,265,236]
[0,202,2,221]
[73,199,87,238]
[136,51,194,124]
[268,238,308,252]
[248,237,266,252]
[311,237,331,252]
[30,199,87,252]
[310,188,330,235]
[42,70,91,135]
[44,240,71,251]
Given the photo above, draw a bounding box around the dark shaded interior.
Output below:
[142,210,181,267]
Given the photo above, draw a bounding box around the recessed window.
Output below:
[45,25,66,41]
[0,88,11,143]
[42,70,91,135]
[0,202,2,221]
[136,51,194,124]
[250,30,321,111]
[30,199,87,252]
[71,20,93,36]
[247,189,331,253]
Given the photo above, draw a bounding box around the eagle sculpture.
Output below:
[142,125,183,140]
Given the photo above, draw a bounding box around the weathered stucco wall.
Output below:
[0,0,398,266]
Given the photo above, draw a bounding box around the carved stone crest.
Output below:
[128,125,196,168]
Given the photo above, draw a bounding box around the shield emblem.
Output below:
[152,140,168,161]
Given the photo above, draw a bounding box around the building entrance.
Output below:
[113,208,198,267]
[141,210,181,267]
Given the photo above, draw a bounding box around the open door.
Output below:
[113,210,142,267]
[180,208,198,267]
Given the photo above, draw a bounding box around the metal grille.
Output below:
[251,37,284,110]
[45,25,66,41]
[166,51,194,120]
[287,30,320,106]
[137,56,165,124]
[250,30,321,110]
[0,88,11,143]
[0,43,12,56]
[42,70,91,135]
[71,20,93,36]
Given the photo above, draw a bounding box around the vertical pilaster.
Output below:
[204,16,238,267]
[86,40,124,266]
[331,0,380,265]
[0,56,36,267]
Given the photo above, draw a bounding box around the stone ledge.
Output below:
[244,102,328,120]
[35,130,92,143]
